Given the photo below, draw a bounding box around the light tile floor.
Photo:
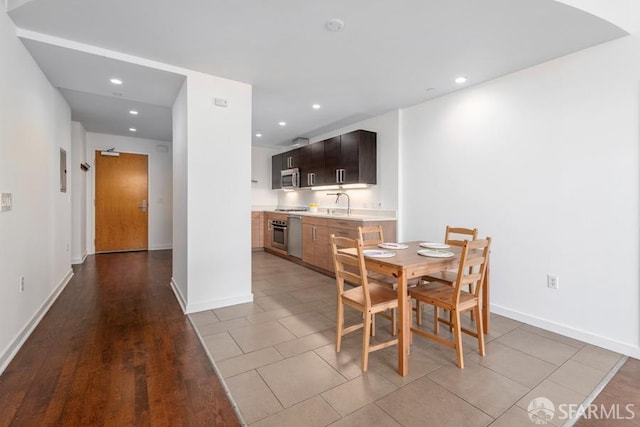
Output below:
[189,252,625,426]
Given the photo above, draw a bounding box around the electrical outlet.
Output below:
[19,277,24,292]
[547,274,559,289]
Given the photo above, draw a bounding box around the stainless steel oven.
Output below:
[269,219,288,251]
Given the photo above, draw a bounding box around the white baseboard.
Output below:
[170,277,187,313]
[169,278,253,314]
[0,268,74,375]
[186,293,254,314]
[71,252,88,265]
[491,304,640,359]
[150,244,172,251]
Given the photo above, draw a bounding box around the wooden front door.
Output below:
[95,151,149,253]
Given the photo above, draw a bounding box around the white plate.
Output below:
[378,243,408,250]
[419,242,451,249]
[417,249,454,258]
[363,249,396,258]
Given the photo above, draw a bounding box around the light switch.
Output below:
[1,193,12,211]
[214,97,229,107]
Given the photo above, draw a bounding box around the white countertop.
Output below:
[260,208,396,222]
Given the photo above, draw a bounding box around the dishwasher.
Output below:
[287,215,302,258]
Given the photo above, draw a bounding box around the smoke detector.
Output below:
[325,18,345,32]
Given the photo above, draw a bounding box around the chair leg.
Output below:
[475,306,485,356]
[416,300,422,325]
[362,311,372,371]
[433,306,439,334]
[468,284,475,322]
[452,309,464,369]
[391,308,397,336]
[371,313,376,337]
[408,298,413,347]
[336,300,344,353]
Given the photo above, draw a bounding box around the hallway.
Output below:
[0,251,239,426]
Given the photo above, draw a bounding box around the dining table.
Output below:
[360,241,490,377]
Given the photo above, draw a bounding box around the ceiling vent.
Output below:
[292,137,310,147]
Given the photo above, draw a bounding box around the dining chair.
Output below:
[357,225,422,335]
[420,226,479,324]
[357,225,396,288]
[422,226,478,285]
[331,234,400,371]
[358,225,384,247]
[409,237,492,369]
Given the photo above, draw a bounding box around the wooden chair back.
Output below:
[358,225,384,247]
[451,237,492,304]
[330,235,371,308]
[444,226,478,247]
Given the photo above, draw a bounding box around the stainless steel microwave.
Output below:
[281,168,300,190]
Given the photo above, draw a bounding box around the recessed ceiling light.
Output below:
[455,76,468,84]
[255,133,262,137]
[129,110,138,115]
[312,104,321,110]
[279,121,286,126]
[325,18,345,32]
[110,78,123,85]
[129,128,137,132]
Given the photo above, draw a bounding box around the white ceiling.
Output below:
[7,0,627,146]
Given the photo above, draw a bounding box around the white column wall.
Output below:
[180,72,253,313]
[171,80,189,306]
[0,10,73,372]
[401,34,640,357]
[71,121,87,264]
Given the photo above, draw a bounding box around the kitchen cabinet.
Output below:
[272,149,301,189]
[299,141,325,187]
[272,129,376,189]
[271,153,283,189]
[281,148,300,169]
[251,211,264,250]
[301,216,397,273]
[324,130,376,185]
[302,217,331,271]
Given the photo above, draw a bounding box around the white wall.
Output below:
[277,110,402,214]
[71,121,87,264]
[401,33,640,357]
[0,10,73,372]
[172,80,188,304]
[171,71,253,313]
[251,145,278,208]
[85,133,173,252]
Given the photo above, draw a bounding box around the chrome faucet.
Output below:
[327,192,350,216]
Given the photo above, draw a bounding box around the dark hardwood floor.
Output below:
[0,251,240,426]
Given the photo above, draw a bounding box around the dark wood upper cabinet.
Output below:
[281,148,300,169]
[299,141,326,187]
[271,153,283,189]
[324,130,376,185]
[272,129,376,188]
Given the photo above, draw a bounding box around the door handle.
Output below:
[139,199,147,213]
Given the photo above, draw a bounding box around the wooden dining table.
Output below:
[361,241,490,377]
